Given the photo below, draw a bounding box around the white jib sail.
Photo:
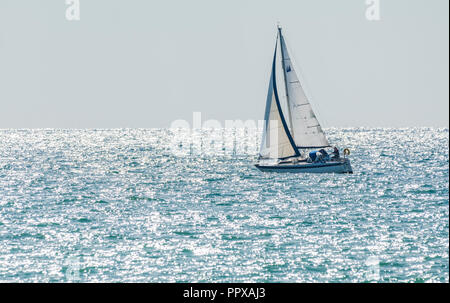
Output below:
[279,29,330,149]
[259,42,299,160]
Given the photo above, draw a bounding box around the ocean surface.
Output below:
[0,128,448,282]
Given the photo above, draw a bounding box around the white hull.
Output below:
[255,159,353,174]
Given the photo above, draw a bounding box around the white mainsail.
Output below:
[278,27,330,149]
[259,42,300,160]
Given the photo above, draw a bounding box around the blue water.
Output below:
[0,128,448,282]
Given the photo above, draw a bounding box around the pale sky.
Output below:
[0,0,448,128]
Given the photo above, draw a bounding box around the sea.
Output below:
[0,128,448,282]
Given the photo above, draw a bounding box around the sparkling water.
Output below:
[0,128,448,282]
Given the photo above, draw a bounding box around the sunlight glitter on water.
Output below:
[0,128,448,282]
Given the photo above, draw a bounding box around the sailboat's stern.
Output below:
[342,158,353,174]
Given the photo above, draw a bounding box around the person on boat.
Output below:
[319,149,330,161]
[315,151,324,163]
[308,151,317,163]
[331,147,340,159]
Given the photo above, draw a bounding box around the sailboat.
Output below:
[255,25,353,173]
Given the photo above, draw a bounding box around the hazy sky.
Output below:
[0,0,448,128]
